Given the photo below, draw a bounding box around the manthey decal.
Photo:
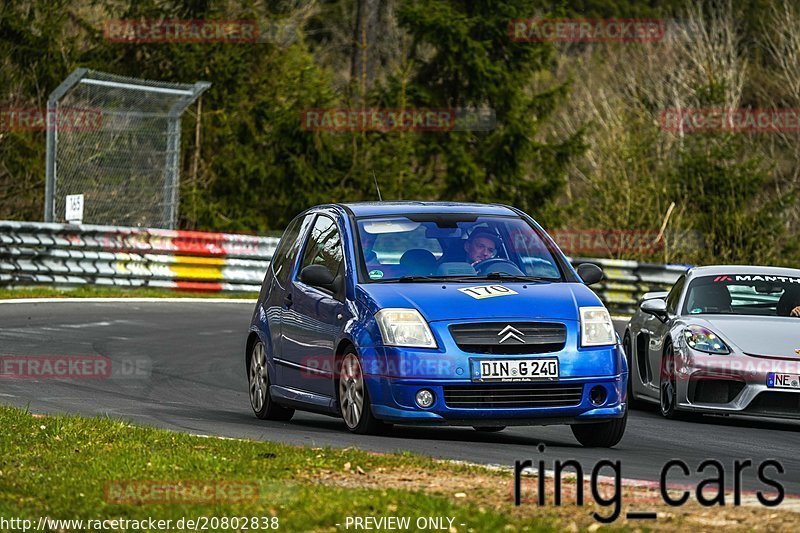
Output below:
[713,274,800,284]
[458,285,519,300]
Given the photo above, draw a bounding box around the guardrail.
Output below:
[570,257,689,315]
[0,221,278,293]
[0,221,689,312]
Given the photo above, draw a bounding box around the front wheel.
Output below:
[338,351,389,435]
[249,340,294,421]
[659,342,681,419]
[570,412,627,448]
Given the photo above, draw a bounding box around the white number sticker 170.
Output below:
[458,285,518,299]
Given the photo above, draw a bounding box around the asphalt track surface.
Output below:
[1,300,798,499]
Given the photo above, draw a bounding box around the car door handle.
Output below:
[284,294,293,307]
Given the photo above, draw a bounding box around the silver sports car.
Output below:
[624,265,800,419]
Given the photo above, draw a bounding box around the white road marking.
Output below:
[56,321,113,328]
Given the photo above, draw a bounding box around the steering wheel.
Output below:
[472,258,524,276]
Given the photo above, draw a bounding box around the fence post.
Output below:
[45,68,89,223]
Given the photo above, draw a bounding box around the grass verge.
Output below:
[0,406,796,532]
[0,406,556,532]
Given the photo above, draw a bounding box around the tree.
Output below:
[392,0,583,217]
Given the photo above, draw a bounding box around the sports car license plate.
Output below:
[767,373,800,389]
[472,358,559,382]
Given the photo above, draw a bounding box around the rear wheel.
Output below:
[249,340,294,421]
[659,342,681,419]
[338,351,389,435]
[570,411,627,448]
[473,426,506,433]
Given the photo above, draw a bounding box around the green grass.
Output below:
[0,286,257,300]
[0,406,563,532]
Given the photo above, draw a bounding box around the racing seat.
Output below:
[399,249,437,276]
[691,284,733,313]
[436,238,469,265]
[364,249,378,264]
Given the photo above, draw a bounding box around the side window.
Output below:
[665,275,686,314]
[298,215,343,279]
[271,215,312,286]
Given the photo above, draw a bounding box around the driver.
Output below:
[463,228,502,267]
[777,285,800,317]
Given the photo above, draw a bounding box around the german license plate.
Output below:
[767,373,800,389]
[472,358,559,382]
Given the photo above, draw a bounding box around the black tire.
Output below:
[570,411,627,448]
[473,426,506,433]
[338,351,389,435]
[249,340,294,421]
[659,341,681,419]
[623,331,643,409]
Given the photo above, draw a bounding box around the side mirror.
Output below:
[641,298,668,319]
[576,263,604,286]
[641,291,669,301]
[299,264,335,291]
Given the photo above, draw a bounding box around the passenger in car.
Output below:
[777,286,800,317]
[689,284,733,313]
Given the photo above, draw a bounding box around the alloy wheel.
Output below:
[339,353,365,429]
[249,341,268,412]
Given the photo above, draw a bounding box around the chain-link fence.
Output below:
[44,68,209,228]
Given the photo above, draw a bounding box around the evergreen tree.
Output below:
[394,0,583,218]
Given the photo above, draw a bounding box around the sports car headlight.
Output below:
[375,308,437,348]
[683,325,730,354]
[580,306,615,347]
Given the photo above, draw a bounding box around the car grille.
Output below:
[688,378,745,404]
[443,383,584,409]
[744,391,800,417]
[449,322,567,354]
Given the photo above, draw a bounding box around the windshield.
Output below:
[683,275,800,317]
[355,214,563,282]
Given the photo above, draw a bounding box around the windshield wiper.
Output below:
[375,273,559,283]
[391,275,455,283]
[477,272,559,283]
[378,275,484,283]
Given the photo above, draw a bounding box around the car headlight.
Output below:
[683,325,730,354]
[375,308,437,348]
[580,306,615,347]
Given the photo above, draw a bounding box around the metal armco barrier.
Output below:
[571,257,690,315]
[0,221,690,312]
[0,221,278,292]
